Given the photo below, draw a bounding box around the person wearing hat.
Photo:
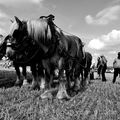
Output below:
[113,52,120,83]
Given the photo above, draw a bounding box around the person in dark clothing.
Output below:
[96,57,102,79]
[100,55,107,82]
[96,55,107,81]
[112,52,120,83]
[90,63,95,80]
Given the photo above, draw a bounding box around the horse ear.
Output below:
[14,16,22,26]
[10,19,14,23]
[82,42,85,47]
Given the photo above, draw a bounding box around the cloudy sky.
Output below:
[0,0,120,66]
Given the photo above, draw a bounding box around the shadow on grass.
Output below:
[0,69,33,88]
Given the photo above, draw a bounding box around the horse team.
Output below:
[0,14,93,99]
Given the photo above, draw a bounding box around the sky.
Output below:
[0,0,120,66]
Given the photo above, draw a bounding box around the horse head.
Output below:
[5,16,28,60]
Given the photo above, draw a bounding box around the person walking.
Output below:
[112,52,120,83]
[96,57,102,79]
[100,55,107,82]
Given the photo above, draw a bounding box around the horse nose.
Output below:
[6,47,15,60]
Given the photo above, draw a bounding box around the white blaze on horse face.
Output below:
[9,21,19,36]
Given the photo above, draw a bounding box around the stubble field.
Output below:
[0,66,120,120]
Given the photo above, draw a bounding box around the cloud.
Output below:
[88,29,120,50]
[111,0,120,4]
[31,0,44,4]
[0,10,9,28]
[85,5,120,25]
[0,10,8,18]
[108,51,117,54]
[0,0,44,6]
[88,38,105,50]
[93,53,100,57]
[101,29,120,44]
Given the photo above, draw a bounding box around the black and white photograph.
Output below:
[0,0,120,119]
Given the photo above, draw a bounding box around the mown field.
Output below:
[0,66,120,120]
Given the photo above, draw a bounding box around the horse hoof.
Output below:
[40,90,53,99]
[23,80,29,86]
[30,83,40,90]
[56,90,71,100]
[14,80,22,86]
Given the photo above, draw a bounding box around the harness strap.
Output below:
[59,46,87,69]
[12,44,40,64]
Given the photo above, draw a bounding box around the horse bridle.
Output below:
[5,35,40,63]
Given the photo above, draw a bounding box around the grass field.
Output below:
[0,67,120,120]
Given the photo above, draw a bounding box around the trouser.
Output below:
[113,68,120,83]
[101,64,107,81]
[97,65,102,77]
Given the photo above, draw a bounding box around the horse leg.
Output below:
[22,66,29,86]
[83,69,89,87]
[30,64,39,90]
[14,64,22,86]
[80,69,84,87]
[74,68,81,92]
[38,65,46,90]
[56,69,70,99]
[44,68,51,89]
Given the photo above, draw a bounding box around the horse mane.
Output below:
[27,19,52,46]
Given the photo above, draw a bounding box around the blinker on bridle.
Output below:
[5,35,15,48]
[6,42,12,47]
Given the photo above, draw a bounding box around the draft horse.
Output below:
[5,16,60,89]
[5,15,84,99]
[73,51,92,91]
[3,35,41,87]
[54,29,84,95]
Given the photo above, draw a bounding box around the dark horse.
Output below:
[5,15,84,99]
[3,35,33,87]
[81,52,92,86]
[73,51,92,91]
[53,30,84,96]
[5,16,58,89]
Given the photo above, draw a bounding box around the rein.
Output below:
[7,35,59,64]
[7,36,41,64]
[14,36,31,53]
[13,46,40,64]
